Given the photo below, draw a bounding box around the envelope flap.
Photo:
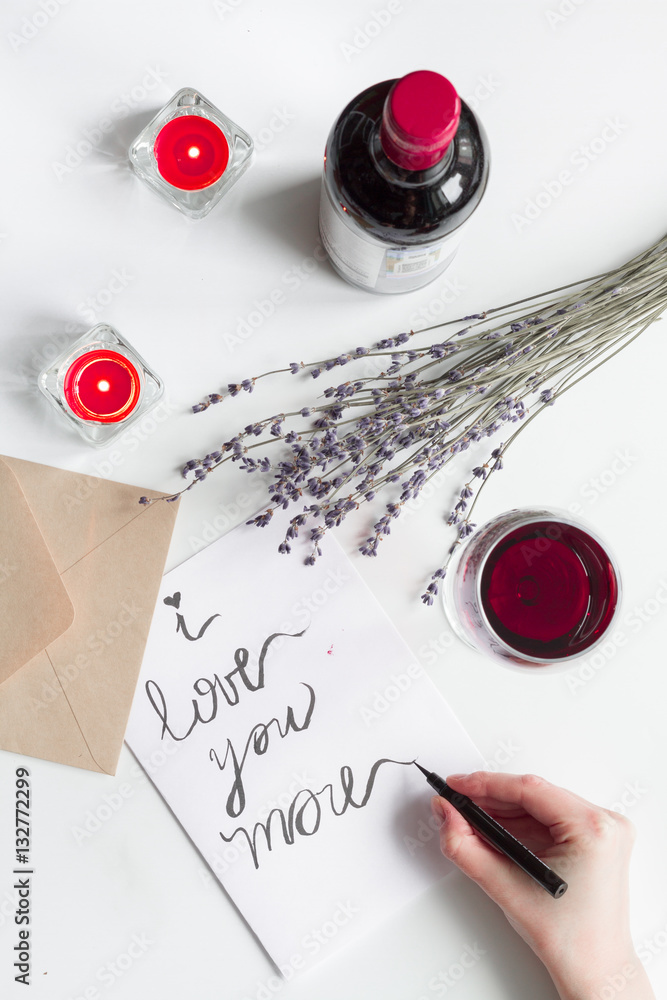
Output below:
[0,650,105,773]
[0,458,75,685]
[2,456,168,574]
[0,455,179,774]
[47,497,179,774]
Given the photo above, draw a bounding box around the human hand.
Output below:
[432,772,655,1000]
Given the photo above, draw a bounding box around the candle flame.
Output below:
[97,380,111,392]
[187,145,201,159]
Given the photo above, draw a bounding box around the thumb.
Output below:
[431,796,527,905]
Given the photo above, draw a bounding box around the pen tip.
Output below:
[413,761,430,777]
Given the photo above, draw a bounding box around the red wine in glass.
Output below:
[444,509,621,667]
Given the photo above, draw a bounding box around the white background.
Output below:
[0,1,666,998]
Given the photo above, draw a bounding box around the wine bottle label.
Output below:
[319,185,386,287]
[384,240,460,278]
[319,183,461,291]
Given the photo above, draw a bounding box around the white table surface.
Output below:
[1,1,666,997]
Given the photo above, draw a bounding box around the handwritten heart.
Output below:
[163,592,181,609]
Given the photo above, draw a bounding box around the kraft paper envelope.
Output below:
[0,455,178,774]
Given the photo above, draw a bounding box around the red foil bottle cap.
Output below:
[380,70,461,171]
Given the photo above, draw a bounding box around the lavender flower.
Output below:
[151,235,667,601]
[247,510,273,528]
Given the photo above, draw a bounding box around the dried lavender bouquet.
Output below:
[143,233,667,603]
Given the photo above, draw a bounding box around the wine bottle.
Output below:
[319,70,490,294]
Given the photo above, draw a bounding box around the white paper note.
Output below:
[126,515,484,975]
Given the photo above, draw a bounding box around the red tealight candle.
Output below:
[154,115,230,190]
[63,350,141,423]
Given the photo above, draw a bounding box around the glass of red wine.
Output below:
[443,508,621,669]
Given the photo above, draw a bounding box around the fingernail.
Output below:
[447,772,468,781]
[431,796,447,827]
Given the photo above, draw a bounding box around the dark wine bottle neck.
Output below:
[369,127,455,188]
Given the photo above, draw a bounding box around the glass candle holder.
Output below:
[443,508,621,671]
[38,324,164,447]
[129,87,254,219]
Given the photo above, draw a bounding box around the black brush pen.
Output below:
[415,763,568,898]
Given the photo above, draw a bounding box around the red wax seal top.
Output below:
[63,350,141,423]
[154,114,230,191]
[381,70,461,171]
